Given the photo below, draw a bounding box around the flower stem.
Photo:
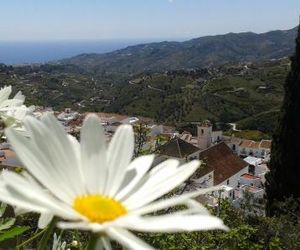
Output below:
[86,234,101,250]
[16,228,47,249]
[37,217,57,250]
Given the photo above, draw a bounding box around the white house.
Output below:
[57,109,79,123]
[179,131,199,147]
[191,142,249,190]
[149,124,164,136]
[238,173,262,188]
[181,142,250,201]
[224,137,271,159]
[120,117,139,125]
[211,131,223,144]
[243,156,263,167]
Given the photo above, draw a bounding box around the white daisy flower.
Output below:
[0,86,34,130]
[2,113,227,250]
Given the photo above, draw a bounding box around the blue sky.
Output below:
[0,0,299,41]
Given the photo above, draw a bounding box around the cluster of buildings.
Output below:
[0,107,271,214]
[0,107,175,168]
[156,120,271,214]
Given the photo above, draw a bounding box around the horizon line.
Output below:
[0,25,296,44]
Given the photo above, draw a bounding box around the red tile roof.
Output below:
[198,142,248,185]
[239,140,253,148]
[248,141,260,149]
[225,136,272,150]
[259,140,272,149]
[241,173,260,180]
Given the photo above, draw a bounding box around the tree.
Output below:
[133,122,150,157]
[266,22,300,215]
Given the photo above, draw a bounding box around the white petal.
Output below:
[68,135,81,162]
[115,155,154,200]
[14,207,28,216]
[149,158,179,175]
[5,126,75,203]
[105,227,155,250]
[7,113,86,201]
[0,171,47,213]
[0,186,50,214]
[171,199,210,216]
[104,125,134,196]
[0,99,24,109]
[38,213,54,229]
[116,214,228,232]
[101,237,112,250]
[57,221,104,232]
[132,186,221,216]
[13,91,25,102]
[136,159,180,190]
[120,159,179,202]
[124,160,199,209]
[2,171,79,220]
[94,239,104,250]
[81,114,107,194]
[40,113,85,193]
[28,105,35,113]
[0,86,12,104]
[11,108,27,121]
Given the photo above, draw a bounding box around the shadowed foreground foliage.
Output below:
[266,23,300,215]
[139,199,300,250]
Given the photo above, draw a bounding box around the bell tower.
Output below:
[197,120,212,150]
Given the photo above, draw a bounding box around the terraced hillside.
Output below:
[107,59,288,131]
[0,58,288,135]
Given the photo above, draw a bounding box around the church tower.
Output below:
[197,120,212,150]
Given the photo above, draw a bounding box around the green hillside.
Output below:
[60,27,296,73]
[0,58,288,135]
[106,59,288,129]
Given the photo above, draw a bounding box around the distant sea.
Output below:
[0,40,148,65]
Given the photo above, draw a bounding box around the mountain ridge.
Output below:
[60,27,297,73]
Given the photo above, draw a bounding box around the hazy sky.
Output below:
[1,0,300,41]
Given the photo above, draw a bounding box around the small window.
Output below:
[227,179,230,185]
[249,165,255,175]
[232,144,236,150]
[201,129,204,135]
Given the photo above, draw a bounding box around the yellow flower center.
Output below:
[73,195,127,223]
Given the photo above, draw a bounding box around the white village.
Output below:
[0,107,271,216]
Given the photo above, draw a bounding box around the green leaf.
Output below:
[0,203,7,217]
[0,217,16,231]
[0,226,30,242]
